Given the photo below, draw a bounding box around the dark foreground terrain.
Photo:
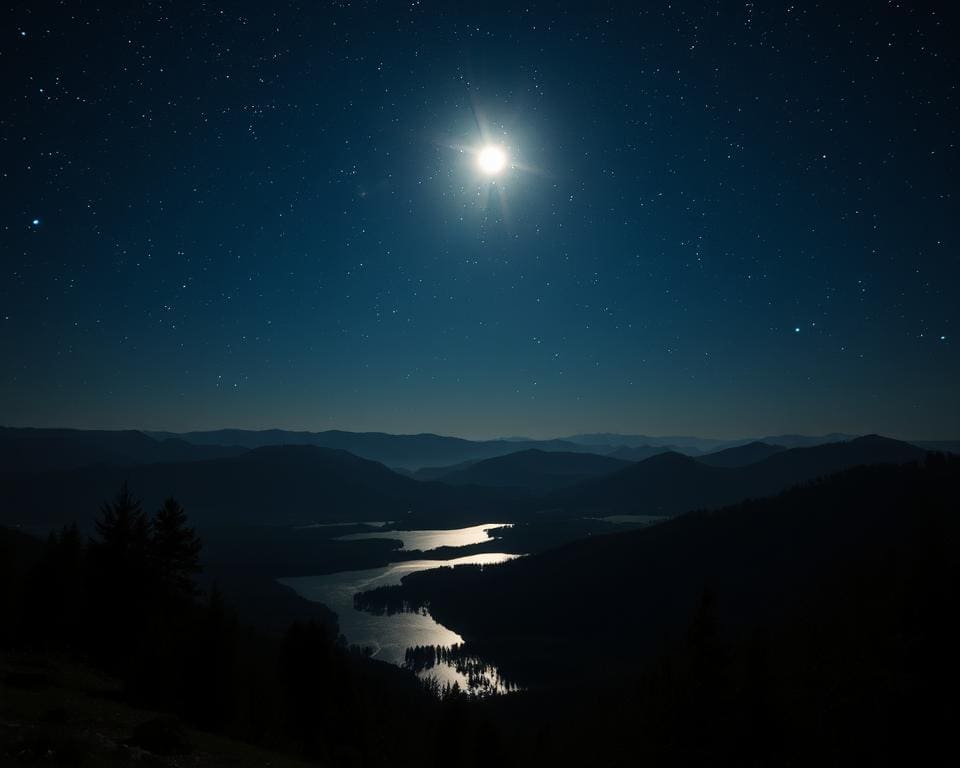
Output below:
[2,443,957,765]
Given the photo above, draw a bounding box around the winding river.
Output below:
[279,523,519,692]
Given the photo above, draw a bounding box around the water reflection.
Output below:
[280,552,518,670]
[336,522,511,551]
[405,644,521,695]
[296,520,393,529]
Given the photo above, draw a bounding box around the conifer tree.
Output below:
[94,481,151,566]
[151,497,202,598]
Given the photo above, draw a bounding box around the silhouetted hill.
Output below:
[411,458,479,481]
[423,449,633,492]
[542,435,926,516]
[0,445,525,531]
[697,441,786,467]
[746,434,924,488]
[757,432,856,448]
[605,445,671,462]
[563,431,859,453]
[544,451,733,515]
[0,427,248,473]
[145,428,600,469]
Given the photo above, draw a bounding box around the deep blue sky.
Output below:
[1,1,957,439]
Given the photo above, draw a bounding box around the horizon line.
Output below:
[4,423,957,444]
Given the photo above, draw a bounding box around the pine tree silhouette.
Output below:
[151,497,202,598]
[94,481,150,567]
[87,483,152,670]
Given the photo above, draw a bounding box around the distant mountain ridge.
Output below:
[0,426,247,473]
[604,445,674,462]
[145,428,600,470]
[562,432,858,453]
[0,431,939,545]
[411,440,846,493]
[696,441,786,468]
[542,435,926,517]
[6,426,945,476]
[418,449,633,492]
[145,428,901,469]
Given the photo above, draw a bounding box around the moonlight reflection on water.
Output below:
[335,522,511,551]
[280,548,519,692]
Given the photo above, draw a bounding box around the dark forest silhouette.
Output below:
[1,485,468,765]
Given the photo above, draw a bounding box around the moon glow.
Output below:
[477,145,507,175]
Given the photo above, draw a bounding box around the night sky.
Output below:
[2,1,957,439]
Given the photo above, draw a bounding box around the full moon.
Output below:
[477,145,507,175]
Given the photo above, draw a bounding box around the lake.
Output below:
[335,522,511,551]
[280,541,520,693]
